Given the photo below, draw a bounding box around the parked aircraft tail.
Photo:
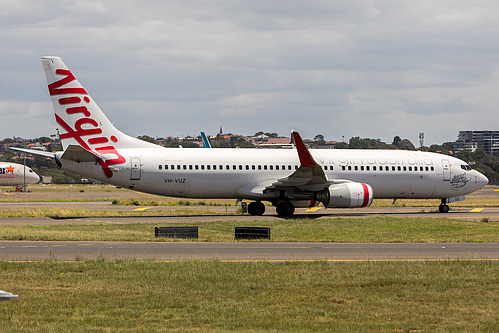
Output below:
[41,57,158,178]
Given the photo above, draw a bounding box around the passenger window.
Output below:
[360,166,364,171]
[246,165,249,170]
[158,165,162,170]
[373,166,377,171]
[403,166,406,171]
[392,166,395,171]
[252,165,256,170]
[348,166,352,171]
[232,165,236,170]
[425,166,429,171]
[431,166,434,171]
[408,166,412,171]
[207,165,210,170]
[258,165,262,170]
[264,165,268,170]
[288,165,292,170]
[201,165,204,170]
[189,165,193,170]
[239,165,243,170]
[195,165,199,170]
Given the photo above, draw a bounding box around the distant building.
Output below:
[258,137,293,149]
[454,130,499,155]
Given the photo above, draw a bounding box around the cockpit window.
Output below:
[461,164,472,171]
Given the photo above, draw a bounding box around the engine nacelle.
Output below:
[318,182,373,208]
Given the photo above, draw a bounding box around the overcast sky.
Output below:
[1,0,499,145]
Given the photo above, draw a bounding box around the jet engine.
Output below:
[315,182,373,208]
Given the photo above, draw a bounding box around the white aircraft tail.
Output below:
[42,57,157,152]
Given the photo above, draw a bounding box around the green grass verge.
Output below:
[1,216,498,242]
[0,260,497,332]
[0,208,236,218]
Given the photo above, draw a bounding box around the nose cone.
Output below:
[478,172,489,189]
[27,170,40,184]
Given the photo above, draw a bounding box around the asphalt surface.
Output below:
[0,205,498,226]
[1,241,498,262]
[0,186,498,262]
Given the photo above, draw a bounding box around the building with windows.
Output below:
[454,130,499,155]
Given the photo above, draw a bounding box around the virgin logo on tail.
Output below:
[49,69,125,178]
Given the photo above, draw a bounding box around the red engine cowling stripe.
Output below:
[361,183,370,207]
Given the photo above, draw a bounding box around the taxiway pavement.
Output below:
[1,241,498,262]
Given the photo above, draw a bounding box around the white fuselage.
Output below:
[0,162,40,186]
[58,147,488,201]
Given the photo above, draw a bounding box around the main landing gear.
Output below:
[247,201,296,217]
[247,201,265,216]
[276,201,295,217]
[439,199,450,213]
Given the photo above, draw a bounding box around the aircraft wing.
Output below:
[264,132,333,193]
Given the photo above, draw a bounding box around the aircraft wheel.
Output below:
[439,204,450,213]
[276,202,295,217]
[248,201,265,216]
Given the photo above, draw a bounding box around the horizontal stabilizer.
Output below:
[60,145,99,162]
[9,147,56,158]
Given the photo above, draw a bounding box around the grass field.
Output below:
[1,185,498,332]
[1,216,498,243]
[0,260,497,332]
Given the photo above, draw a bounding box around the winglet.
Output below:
[292,131,318,167]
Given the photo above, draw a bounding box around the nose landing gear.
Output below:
[439,199,450,213]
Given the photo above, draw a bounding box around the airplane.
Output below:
[0,162,39,186]
[0,290,18,301]
[12,56,488,216]
[201,132,212,148]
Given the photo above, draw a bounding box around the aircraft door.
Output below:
[130,158,141,180]
[442,160,450,181]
